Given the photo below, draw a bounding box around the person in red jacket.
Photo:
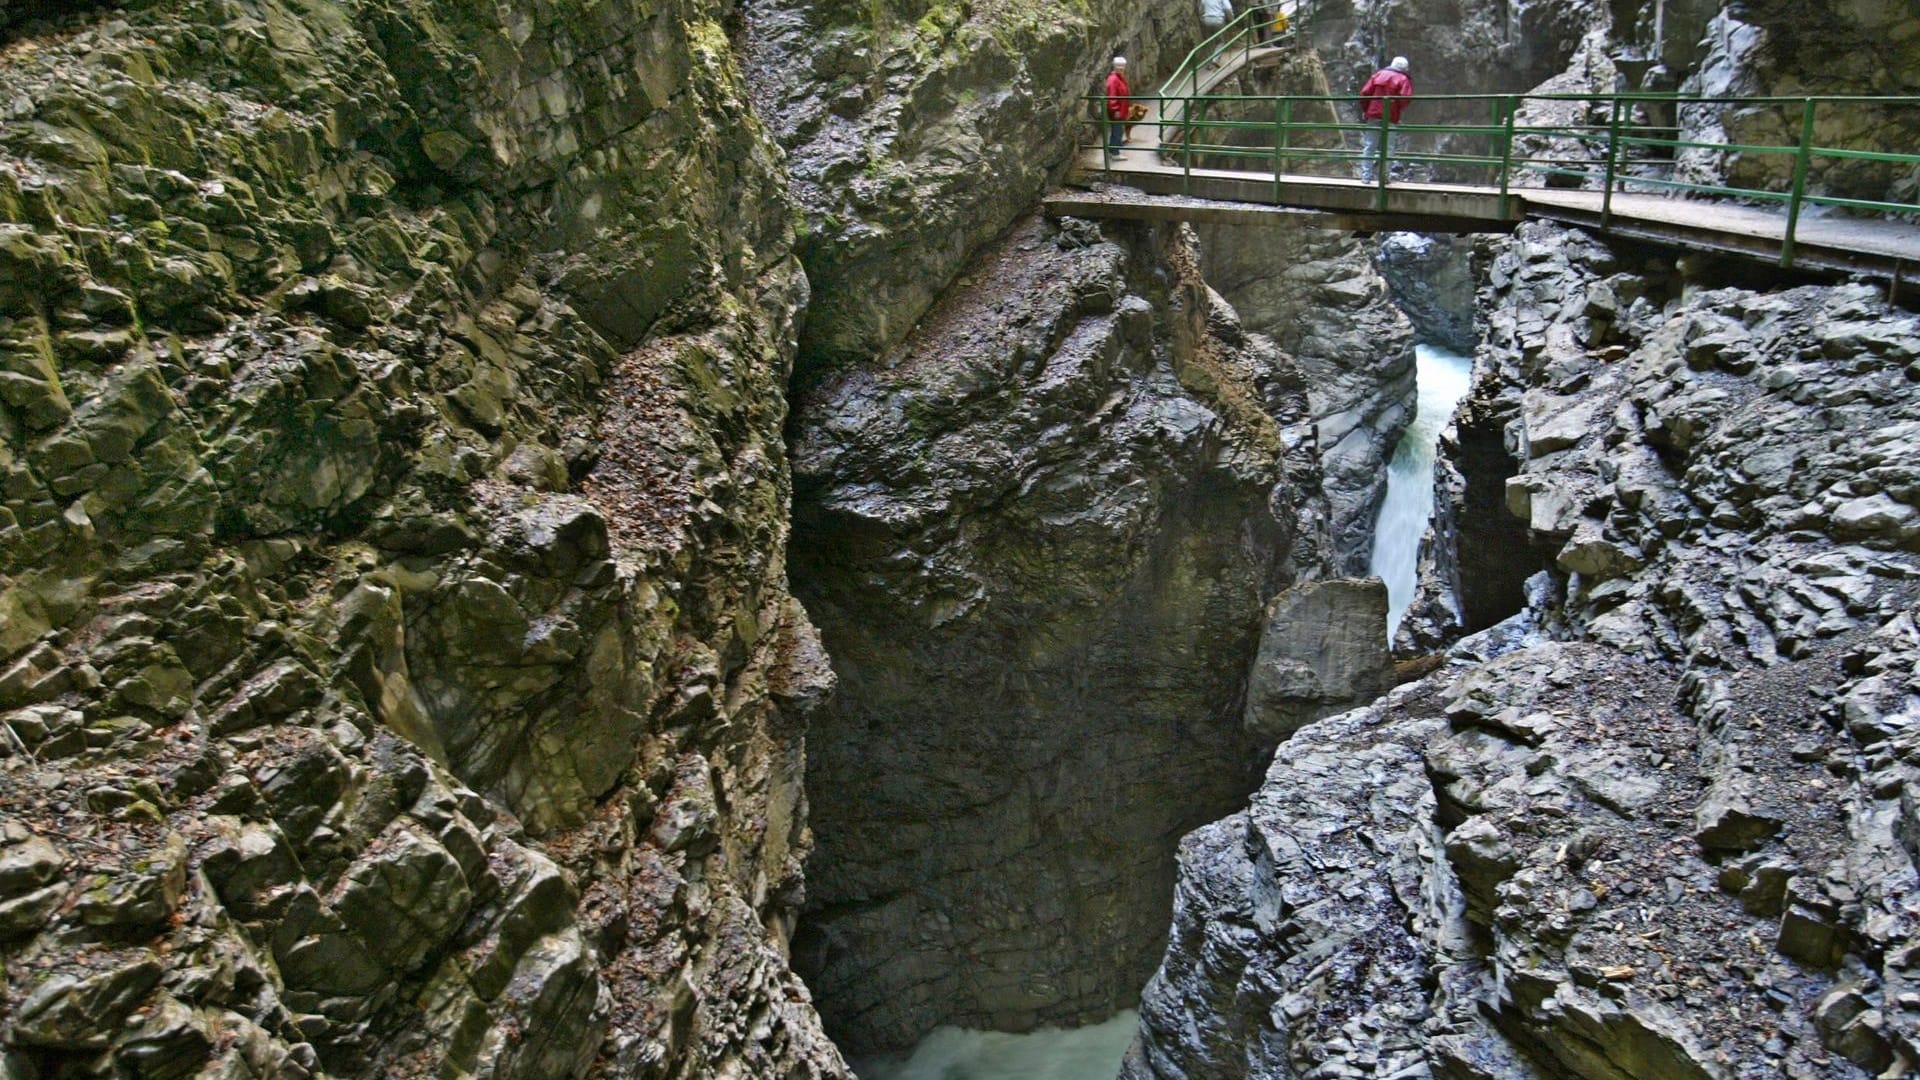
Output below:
[1105,56,1131,157]
[1356,56,1412,181]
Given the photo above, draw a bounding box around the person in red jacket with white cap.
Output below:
[1106,57,1132,157]
[1357,56,1412,181]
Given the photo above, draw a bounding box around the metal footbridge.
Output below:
[1067,2,1920,280]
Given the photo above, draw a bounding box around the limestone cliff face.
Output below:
[1127,218,1920,1080]
[744,0,1213,373]
[0,2,845,1077]
[789,216,1337,1052]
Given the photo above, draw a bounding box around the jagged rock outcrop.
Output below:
[1128,218,1920,1079]
[789,215,1339,1053]
[0,2,848,1076]
[1375,233,1475,354]
[1198,223,1414,573]
[1676,1,1920,201]
[1122,678,1482,1080]
[743,0,1213,371]
[1393,375,1554,653]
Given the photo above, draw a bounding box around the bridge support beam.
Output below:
[1044,192,1515,235]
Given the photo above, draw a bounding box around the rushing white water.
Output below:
[852,1011,1139,1080]
[1370,343,1475,640]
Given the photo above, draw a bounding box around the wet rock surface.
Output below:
[0,2,847,1076]
[1676,0,1920,202]
[1244,578,1391,740]
[789,215,1337,1053]
[743,0,1211,373]
[1176,45,1416,574]
[1130,219,1920,1080]
[1197,223,1415,573]
[1375,233,1475,355]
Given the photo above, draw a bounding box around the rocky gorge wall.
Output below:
[1309,0,1605,134]
[744,0,1215,375]
[1197,223,1413,574]
[0,0,1421,1076]
[1173,42,1419,576]
[0,2,850,1077]
[1127,219,1920,1080]
[1124,3,1920,1071]
[746,0,1414,1056]
[27,0,1912,1078]
[1676,0,1920,201]
[788,212,1341,1053]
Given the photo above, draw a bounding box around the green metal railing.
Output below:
[1087,80,1920,268]
[1154,0,1312,137]
[1171,0,1312,93]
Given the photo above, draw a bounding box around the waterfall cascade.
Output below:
[858,346,1474,1080]
[1369,344,1475,639]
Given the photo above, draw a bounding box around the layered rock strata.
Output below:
[1129,219,1920,1079]
[0,2,848,1077]
[789,215,1339,1052]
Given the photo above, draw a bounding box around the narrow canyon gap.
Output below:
[4,1,1920,1078]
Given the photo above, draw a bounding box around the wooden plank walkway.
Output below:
[1044,188,1508,235]
[1075,146,1514,222]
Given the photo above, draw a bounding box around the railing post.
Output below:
[1183,91,1194,197]
[1273,98,1284,202]
[1782,97,1817,269]
[1277,97,1293,202]
[1498,95,1517,219]
[1488,97,1500,188]
[1601,96,1624,227]
[1375,110,1391,211]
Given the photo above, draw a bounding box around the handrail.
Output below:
[1164,1,1311,108]
[1086,83,1920,268]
